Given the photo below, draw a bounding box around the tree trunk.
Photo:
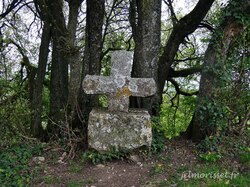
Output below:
[129,0,162,115]
[30,21,51,139]
[67,0,83,113]
[47,0,69,138]
[72,0,105,149]
[186,0,248,141]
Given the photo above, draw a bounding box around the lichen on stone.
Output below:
[116,86,132,98]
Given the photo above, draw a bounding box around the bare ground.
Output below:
[31,139,248,187]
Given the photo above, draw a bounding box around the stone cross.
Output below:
[83,51,156,112]
[82,50,156,152]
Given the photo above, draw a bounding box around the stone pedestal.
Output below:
[88,108,152,152]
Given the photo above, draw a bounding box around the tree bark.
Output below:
[30,0,52,139]
[129,0,162,115]
[30,21,51,139]
[47,0,69,137]
[67,0,83,113]
[72,0,105,149]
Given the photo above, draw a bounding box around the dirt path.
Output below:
[31,139,247,187]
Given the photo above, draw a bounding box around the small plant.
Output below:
[150,163,165,175]
[67,178,96,187]
[237,145,250,164]
[99,95,108,107]
[81,149,127,164]
[199,152,222,163]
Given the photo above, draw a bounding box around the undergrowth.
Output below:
[0,142,43,186]
[81,149,128,164]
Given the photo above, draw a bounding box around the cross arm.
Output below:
[83,75,116,94]
[128,78,157,97]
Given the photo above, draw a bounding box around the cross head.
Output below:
[83,50,156,112]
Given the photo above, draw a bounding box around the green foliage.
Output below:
[194,0,250,140]
[197,99,228,134]
[0,143,43,186]
[160,94,196,138]
[238,144,250,164]
[151,117,166,153]
[228,174,250,187]
[239,152,250,164]
[79,134,250,187]
[98,95,108,108]
[0,79,31,146]
[198,136,220,152]
[81,149,127,164]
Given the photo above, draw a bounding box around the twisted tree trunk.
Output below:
[186,0,249,141]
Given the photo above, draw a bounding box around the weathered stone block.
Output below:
[88,108,152,152]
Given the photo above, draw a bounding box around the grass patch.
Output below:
[68,161,83,173]
[150,163,166,176]
[67,178,96,187]
[239,152,250,164]
[146,159,248,187]
[81,149,127,164]
[179,166,247,187]
[43,175,61,184]
[229,173,250,187]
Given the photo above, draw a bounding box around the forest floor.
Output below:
[29,136,249,187]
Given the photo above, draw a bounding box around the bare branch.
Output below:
[168,66,202,78]
[0,0,23,19]
[168,78,199,96]
[164,0,178,26]
[101,47,123,59]
[199,21,215,31]
[102,0,123,48]
[8,39,37,72]
[174,56,202,62]
[13,1,33,16]
[158,0,215,93]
